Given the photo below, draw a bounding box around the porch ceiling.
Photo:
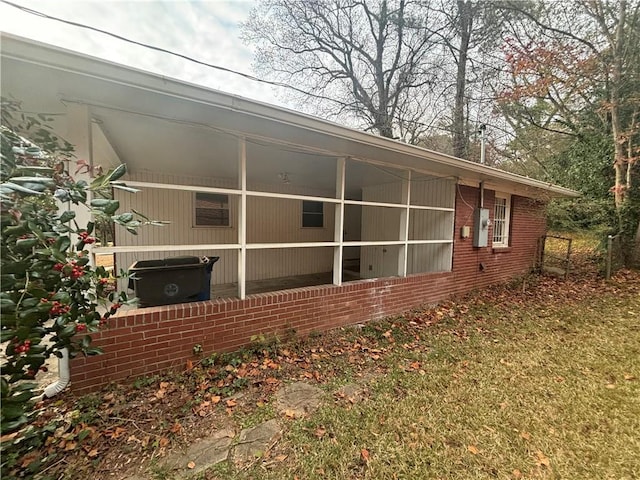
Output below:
[1,33,579,199]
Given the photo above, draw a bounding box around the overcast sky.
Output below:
[0,0,290,107]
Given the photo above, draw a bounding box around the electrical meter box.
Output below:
[473,208,490,247]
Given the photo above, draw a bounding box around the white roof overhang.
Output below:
[1,34,578,200]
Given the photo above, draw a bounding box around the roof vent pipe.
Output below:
[478,124,487,165]
[41,348,70,400]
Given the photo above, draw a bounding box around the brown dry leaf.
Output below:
[186,359,194,371]
[102,393,115,402]
[274,454,288,462]
[226,399,238,408]
[170,422,182,434]
[87,448,99,458]
[284,409,297,419]
[104,426,127,440]
[20,452,39,468]
[382,330,392,339]
[467,445,480,455]
[64,441,77,451]
[314,426,327,439]
[536,450,550,467]
[265,377,280,385]
[187,461,196,469]
[520,431,531,440]
[606,383,616,389]
[211,395,221,404]
[409,361,421,370]
[512,469,522,479]
[160,381,169,389]
[360,448,370,463]
[159,437,170,448]
[624,374,636,381]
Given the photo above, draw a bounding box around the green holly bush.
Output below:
[1,98,159,460]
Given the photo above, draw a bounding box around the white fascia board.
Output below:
[1,33,579,200]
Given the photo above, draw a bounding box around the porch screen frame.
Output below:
[94,140,455,299]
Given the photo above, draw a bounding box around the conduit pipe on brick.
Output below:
[41,348,70,399]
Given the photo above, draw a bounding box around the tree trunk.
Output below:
[452,0,473,159]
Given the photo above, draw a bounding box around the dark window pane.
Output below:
[195,192,229,226]
[302,201,324,227]
[302,200,323,213]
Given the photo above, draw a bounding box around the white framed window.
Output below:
[194,192,230,227]
[492,193,511,247]
[302,200,324,228]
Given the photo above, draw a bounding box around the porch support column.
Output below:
[333,157,346,286]
[237,138,247,299]
[66,104,94,265]
[398,170,411,277]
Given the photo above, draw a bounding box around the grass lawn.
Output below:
[233,271,639,480]
[10,239,639,480]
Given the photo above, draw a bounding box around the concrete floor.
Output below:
[213,270,361,299]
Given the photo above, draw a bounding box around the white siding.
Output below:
[114,171,335,286]
[360,177,455,278]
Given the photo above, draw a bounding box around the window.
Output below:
[492,193,511,247]
[194,192,230,227]
[302,200,324,228]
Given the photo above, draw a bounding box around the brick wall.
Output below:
[70,186,547,393]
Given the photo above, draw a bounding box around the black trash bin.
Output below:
[128,256,219,307]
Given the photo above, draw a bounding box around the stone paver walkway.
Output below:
[274,381,324,418]
[158,381,325,478]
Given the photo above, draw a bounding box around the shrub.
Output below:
[0,98,161,466]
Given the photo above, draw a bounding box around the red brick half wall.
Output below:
[70,187,547,393]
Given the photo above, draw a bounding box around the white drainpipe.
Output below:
[41,348,70,399]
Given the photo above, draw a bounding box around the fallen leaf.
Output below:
[536,450,550,467]
[382,330,392,339]
[64,441,77,451]
[512,469,522,478]
[226,399,237,408]
[314,426,326,438]
[360,448,370,463]
[186,359,194,371]
[87,448,99,458]
[284,409,297,419]
[187,461,196,469]
[211,395,221,404]
[467,445,480,455]
[159,436,170,448]
[170,422,182,434]
[606,383,616,389]
[624,374,636,381]
[274,454,288,462]
[520,431,531,440]
[265,377,280,385]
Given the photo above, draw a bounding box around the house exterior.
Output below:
[1,34,578,393]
